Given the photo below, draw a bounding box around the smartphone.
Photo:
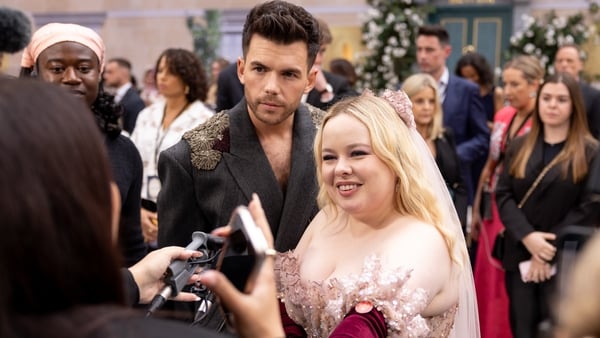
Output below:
[216,205,268,292]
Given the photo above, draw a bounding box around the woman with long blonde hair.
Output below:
[402,73,468,231]
[275,91,480,337]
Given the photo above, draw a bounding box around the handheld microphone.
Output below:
[0,7,32,53]
[146,231,225,316]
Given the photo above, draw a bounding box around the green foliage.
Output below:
[187,10,222,73]
[356,0,430,92]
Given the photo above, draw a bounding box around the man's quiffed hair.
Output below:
[417,25,450,45]
[241,0,320,68]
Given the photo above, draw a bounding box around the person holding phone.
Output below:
[0,79,285,338]
[495,73,600,337]
[273,91,480,337]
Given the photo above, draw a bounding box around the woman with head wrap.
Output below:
[20,23,147,266]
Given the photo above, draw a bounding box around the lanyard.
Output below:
[153,102,190,166]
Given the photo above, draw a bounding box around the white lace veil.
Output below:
[376,89,481,337]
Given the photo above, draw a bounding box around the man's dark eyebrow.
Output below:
[249,60,267,69]
[281,67,301,74]
[248,61,301,75]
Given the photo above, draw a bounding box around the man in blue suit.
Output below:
[416,25,489,203]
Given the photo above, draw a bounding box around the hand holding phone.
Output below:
[198,194,284,338]
[215,205,271,328]
[216,205,270,293]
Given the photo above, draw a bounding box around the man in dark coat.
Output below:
[103,57,146,134]
[554,43,600,139]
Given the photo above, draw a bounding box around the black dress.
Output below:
[105,134,147,266]
[434,129,469,233]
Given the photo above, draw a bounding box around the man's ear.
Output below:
[443,44,452,59]
[304,66,318,94]
[237,57,245,85]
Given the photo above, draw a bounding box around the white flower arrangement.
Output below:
[356,0,430,92]
[506,10,594,74]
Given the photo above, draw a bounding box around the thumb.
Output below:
[541,232,557,241]
[199,270,244,313]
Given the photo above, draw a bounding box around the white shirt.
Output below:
[130,100,214,200]
[114,82,133,104]
[438,67,449,102]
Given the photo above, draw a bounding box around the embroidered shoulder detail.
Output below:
[276,252,433,337]
[182,112,230,171]
[304,103,325,128]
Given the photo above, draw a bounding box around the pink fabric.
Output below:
[329,307,387,338]
[280,301,306,337]
[474,199,513,338]
[474,106,532,338]
[20,23,105,72]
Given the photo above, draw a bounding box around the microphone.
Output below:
[146,231,224,316]
[0,7,32,53]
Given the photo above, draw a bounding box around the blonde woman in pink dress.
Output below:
[275,91,480,337]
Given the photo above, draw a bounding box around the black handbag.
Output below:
[480,190,493,220]
[491,229,505,261]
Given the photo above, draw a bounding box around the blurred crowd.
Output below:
[1,2,600,338]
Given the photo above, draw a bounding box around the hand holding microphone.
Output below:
[144,232,224,316]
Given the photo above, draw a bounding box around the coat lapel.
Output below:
[221,101,320,251]
[222,100,284,235]
[275,104,320,250]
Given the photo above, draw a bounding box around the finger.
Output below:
[172,291,202,302]
[148,223,158,233]
[249,193,274,247]
[532,254,545,263]
[541,232,557,241]
[211,225,232,237]
[143,233,153,243]
[200,270,246,314]
[532,270,540,283]
[544,265,551,280]
[159,246,201,261]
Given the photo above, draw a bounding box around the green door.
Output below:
[429,5,512,74]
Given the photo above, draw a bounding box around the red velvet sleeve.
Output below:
[280,301,307,337]
[329,307,387,338]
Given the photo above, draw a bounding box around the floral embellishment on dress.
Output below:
[183,112,230,170]
[274,252,453,338]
